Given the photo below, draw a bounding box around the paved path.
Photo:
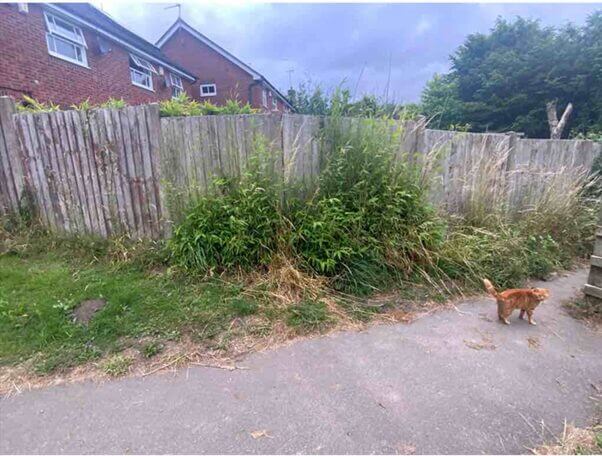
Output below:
[2,269,601,454]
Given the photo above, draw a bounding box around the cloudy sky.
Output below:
[102,2,601,103]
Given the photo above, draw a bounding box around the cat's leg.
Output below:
[519,309,526,320]
[499,304,512,325]
[526,310,537,326]
[498,310,509,324]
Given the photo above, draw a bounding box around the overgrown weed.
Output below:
[1,95,597,381]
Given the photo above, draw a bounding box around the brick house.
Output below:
[0,3,196,106]
[157,19,293,113]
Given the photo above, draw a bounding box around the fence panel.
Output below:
[1,97,600,238]
[6,103,165,237]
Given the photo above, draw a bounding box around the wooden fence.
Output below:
[0,96,600,238]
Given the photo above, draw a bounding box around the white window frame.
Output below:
[169,73,184,98]
[130,54,157,74]
[130,54,155,91]
[200,83,217,97]
[44,12,88,67]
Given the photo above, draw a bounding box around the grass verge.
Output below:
[0,230,446,394]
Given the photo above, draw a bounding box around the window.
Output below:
[130,54,157,74]
[262,89,268,107]
[44,12,87,67]
[272,94,278,110]
[200,84,217,97]
[169,73,184,98]
[129,54,156,91]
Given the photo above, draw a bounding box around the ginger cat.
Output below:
[483,279,550,325]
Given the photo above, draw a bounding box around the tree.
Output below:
[420,12,602,138]
[287,82,419,120]
[420,73,465,129]
[546,100,573,139]
[287,83,330,116]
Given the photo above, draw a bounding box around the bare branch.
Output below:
[546,100,573,139]
[555,103,573,139]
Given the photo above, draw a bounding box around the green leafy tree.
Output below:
[287,82,419,120]
[420,12,602,138]
[287,82,331,115]
[420,74,465,129]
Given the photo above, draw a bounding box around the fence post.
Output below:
[0,96,26,217]
[147,104,171,238]
[584,207,602,305]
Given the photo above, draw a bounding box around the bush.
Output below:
[170,146,283,272]
[171,109,445,294]
[17,96,128,113]
[17,95,60,113]
[289,114,444,292]
[159,93,257,117]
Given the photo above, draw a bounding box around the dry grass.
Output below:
[244,254,328,307]
[445,134,596,226]
[533,422,602,455]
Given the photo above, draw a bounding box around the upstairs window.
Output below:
[200,84,217,97]
[129,54,157,91]
[44,12,88,67]
[169,73,184,98]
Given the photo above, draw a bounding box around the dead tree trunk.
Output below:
[546,100,573,139]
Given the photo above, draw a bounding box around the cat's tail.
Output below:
[482,278,499,298]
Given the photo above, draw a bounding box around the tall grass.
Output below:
[166,106,599,296]
[427,135,598,290]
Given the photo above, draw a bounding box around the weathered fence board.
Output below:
[1,96,600,238]
[0,98,25,216]
[5,103,166,237]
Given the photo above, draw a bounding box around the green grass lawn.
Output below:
[0,252,261,375]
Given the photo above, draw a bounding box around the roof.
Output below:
[45,3,196,81]
[156,19,293,109]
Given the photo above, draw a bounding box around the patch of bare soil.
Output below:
[73,298,107,325]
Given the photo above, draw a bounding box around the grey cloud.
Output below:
[103,2,601,102]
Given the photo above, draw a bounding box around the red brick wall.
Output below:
[160,28,255,106]
[160,28,290,113]
[0,4,191,107]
